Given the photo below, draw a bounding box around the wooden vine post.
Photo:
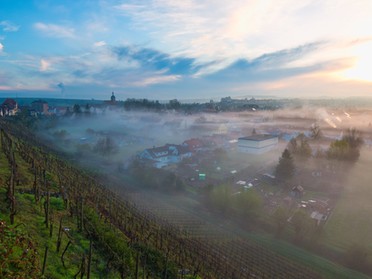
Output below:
[87,237,93,279]
[42,246,49,275]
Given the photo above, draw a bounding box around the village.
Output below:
[135,130,334,228]
[2,95,371,240]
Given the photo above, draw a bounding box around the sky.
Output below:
[0,0,372,100]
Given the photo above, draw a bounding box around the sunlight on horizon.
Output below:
[340,41,372,82]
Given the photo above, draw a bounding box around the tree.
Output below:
[73,104,82,114]
[327,139,350,160]
[84,104,91,115]
[275,149,295,183]
[209,184,232,214]
[13,108,38,128]
[235,189,263,219]
[287,138,298,154]
[343,128,363,149]
[287,133,312,159]
[168,99,181,110]
[310,123,323,140]
[273,206,289,237]
[64,107,72,117]
[162,173,185,192]
[327,128,363,162]
[53,129,69,140]
[297,134,312,158]
[94,136,118,156]
[291,209,310,242]
[75,143,91,156]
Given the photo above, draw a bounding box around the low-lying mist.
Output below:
[32,104,372,275]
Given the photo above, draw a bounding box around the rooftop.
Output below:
[1,98,17,108]
[238,134,277,141]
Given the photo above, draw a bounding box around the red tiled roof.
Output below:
[2,98,17,109]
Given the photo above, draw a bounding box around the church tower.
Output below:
[111,92,116,102]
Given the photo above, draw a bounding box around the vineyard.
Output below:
[0,119,323,278]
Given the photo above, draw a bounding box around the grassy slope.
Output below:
[324,148,372,255]
[0,138,121,278]
[3,129,371,278]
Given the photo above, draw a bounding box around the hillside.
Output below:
[0,124,185,278]
[1,119,371,279]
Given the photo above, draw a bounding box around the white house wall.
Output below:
[238,137,278,154]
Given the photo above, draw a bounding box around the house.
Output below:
[52,106,68,116]
[202,134,228,149]
[238,134,278,154]
[0,98,18,116]
[309,199,330,214]
[139,144,192,168]
[290,185,304,198]
[310,211,327,225]
[31,99,49,115]
[183,138,204,153]
[262,173,276,183]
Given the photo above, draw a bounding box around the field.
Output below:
[324,148,372,256]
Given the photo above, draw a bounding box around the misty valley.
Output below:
[1,97,372,278]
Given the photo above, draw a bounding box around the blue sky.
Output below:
[1,0,372,100]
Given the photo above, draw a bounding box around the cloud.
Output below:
[0,20,20,32]
[0,39,361,99]
[3,0,372,100]
[112,45,203,75]
[93,41,107,47]
[113,0,372,74]
[0,43,187,93]
[197,43,329,85]
[130,73,180,87]
[34,22,75,38]
[40,59,51,71]
[0,43,3,52]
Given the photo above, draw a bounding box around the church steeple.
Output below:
[111,92,116,102]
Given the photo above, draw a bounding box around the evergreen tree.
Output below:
[287,138,297,154]
[297,134,312,158]
[287,133,312,159]
[275,149,295,183]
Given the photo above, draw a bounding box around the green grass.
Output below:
[0,189,122,279]
[0,139,121,279]
[324,149,372,254]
